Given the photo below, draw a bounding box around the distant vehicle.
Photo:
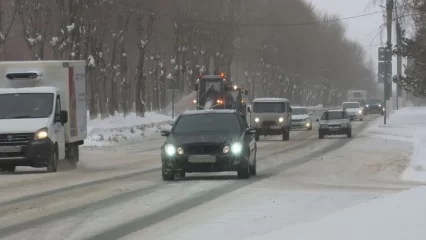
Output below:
[347,90,367,106]
[317,109,352,139]
[192,73,248,117]
[0,60,87,173]
[364,98,384,115]
[342,101,363,121]
[291,106,313,130]
[160,109,257,181]
[248,98,292,141]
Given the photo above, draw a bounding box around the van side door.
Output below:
[53,95,66,160]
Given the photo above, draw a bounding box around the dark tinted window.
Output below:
[342,102,360,108]
[321,111,347,120]
[0,93,54,119]
[173,113,241,133]
[253,102,285,113]
[292,108,308,115]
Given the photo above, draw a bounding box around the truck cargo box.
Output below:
[0,60,87,143]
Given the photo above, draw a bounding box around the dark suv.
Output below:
[160,109,257,181]
[364,98,384,115]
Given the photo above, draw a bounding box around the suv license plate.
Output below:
[0,146,22,152]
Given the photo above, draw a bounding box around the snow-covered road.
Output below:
[0,114,417,240]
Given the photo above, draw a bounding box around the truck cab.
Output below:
[0,61,86,173]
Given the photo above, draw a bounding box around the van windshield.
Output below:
[0,93,54,119]
[253,102,285,113]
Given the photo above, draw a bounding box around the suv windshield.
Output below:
[342,102,360,109]
[367,99,382,104]
[321,111,347,120]
[292,108,308,115]
[253,102,285,113]
[173,113,241,133]
[0,93,54,119]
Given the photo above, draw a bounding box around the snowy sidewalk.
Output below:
[366,107,426,182]
[85,112,173,147]
[248,106,426,240]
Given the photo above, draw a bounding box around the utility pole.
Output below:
[396,19,402,109]
[385,0,393,124]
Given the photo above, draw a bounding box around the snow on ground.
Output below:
[366,107,426,182]
[248,185,426,240]
[85,111,173,147]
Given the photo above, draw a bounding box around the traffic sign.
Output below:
[378,47,392,62]
[378,61,392,83]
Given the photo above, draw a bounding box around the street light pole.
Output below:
[384,0,393,124]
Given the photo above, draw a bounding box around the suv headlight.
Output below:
[164,144,176,156]
[34,128,48,140]
[358,110,362,114]
[254,117,260,122]
[231,142,243,154]
[278,117,284,122]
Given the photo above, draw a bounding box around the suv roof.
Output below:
[253,97,289,103]
[182,109,237,115]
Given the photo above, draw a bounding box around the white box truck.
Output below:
[0,60,87,173]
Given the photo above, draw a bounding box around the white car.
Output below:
[342,102,363,121]
[291,106,312,130]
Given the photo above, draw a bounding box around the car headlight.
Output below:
[34,128,48,140]
[366,104,369,107]
[254,117,259,122]
[378,104,381,107]
[223,146,230,153]
[358,110,362,114]
[278,117,284,122]
[306,122,311,127]
[231,142,243,154]
[164,144,176,156]
[177,147,184,155]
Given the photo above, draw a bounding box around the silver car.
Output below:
[248,98,292,141]
[316,109,352,139]
[291,106,312,130]
[342,102,363,121]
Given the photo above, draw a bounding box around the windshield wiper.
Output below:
[9,115,35,119]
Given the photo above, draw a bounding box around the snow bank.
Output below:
[365,107,426,182]
[248,185,426,240]
[85,112,173,146]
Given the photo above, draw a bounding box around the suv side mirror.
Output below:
[161,130,170,137]
[245,128,256,134]
[60,110,68,124]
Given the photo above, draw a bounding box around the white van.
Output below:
[247,98,292,141]
[0,60,87,173]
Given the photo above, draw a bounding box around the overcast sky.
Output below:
[306,0,386,64]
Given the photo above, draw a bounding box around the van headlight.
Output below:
[358,110,362,114]
[164,144,176,156]
[254,117,260,122]
[278,117,284,122]
[34,128,48,140]
[231,142,243,154]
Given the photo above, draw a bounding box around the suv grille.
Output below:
[261,121,276,127]
[0,133,34,146]
[186,144,222,155]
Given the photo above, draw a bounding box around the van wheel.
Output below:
[282,130,290,141]
[68,145,79,170]
[47,150,58,173]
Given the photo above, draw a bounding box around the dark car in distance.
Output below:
[160,109,257,181]
[364,98,384,115]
